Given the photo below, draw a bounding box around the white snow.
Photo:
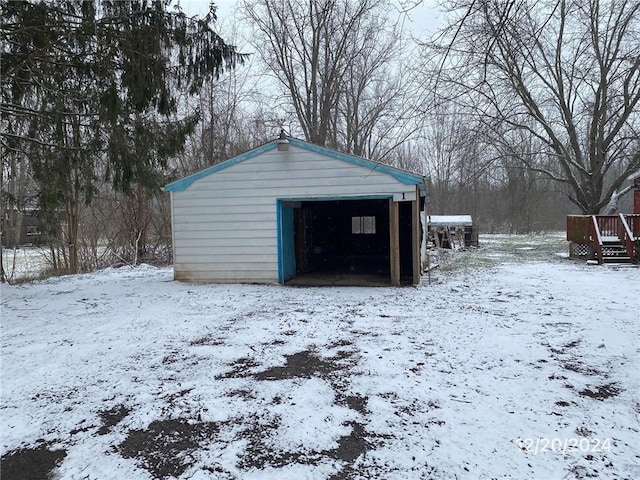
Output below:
[1,235,639,479]
[428,215,473,226]
[1,246,51,282]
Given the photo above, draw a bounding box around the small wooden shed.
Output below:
[163,137,428,286]
[427,215,478,249]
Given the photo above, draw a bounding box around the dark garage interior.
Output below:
[286,198,416,286]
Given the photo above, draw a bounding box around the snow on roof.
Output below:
[428,215,473,226]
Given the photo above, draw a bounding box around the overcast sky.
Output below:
[176,0,446,42]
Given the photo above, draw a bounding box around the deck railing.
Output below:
[619,214,635,261]
[590,216,604,264]
[625,214,640,237]
[567,214,640,264]
[566,215,591,244]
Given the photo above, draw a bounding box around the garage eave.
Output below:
[162,137,428,196]
[162,142,279,192]
[287,138,427,192]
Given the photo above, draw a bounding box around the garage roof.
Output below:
[163,137,427,196]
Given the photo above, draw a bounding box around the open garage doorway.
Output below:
[278,197,418,286]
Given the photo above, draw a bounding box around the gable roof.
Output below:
[163,137,427,195]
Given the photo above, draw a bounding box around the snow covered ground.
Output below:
[1,246,52,282]
[1,234,639,479]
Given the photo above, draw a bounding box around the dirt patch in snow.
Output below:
[340,394,368,414]
[215,356,261,379]
[254,351,337,380]
[190,334,225,346]
[0,444,66,480]
[236,414,293,469]
[118,418,219,478]
[326,422,371,480]
[97,404,130,435]
[254,350,355,381]
[217,349,357,382]
[331,422,370,463]
[562,361,603,376]
[231,350,371,473]
[579,383,622,400]
[237,415,372,474]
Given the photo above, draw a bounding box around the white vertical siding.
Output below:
[171,145,417,283]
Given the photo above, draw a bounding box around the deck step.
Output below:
[602,256,631,264]
[597,241,632,264]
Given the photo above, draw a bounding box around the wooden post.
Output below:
[412,186,421,285]
[389,199,400,286]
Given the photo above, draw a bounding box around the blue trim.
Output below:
[276,200,296,284]
[163,142,278,192]
[287,138,426,189]
[282,204,296,282]
[276,200,283,284]
[279,194,392,202]
[162,137,427,198]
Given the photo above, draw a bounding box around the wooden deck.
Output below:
[567,214,640,264]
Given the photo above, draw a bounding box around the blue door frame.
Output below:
[277,200,296,283]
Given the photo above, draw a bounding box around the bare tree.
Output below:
[0,127,37,282]
[194,58,277,166]
[335,10,421,160]
[429,0,640,214]
[174,72,281,179]
[241,0,420,158]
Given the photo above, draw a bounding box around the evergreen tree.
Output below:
[1,0,241,273]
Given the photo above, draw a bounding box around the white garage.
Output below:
[163,136,428,286]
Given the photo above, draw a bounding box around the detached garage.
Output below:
[163,137,428,286]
